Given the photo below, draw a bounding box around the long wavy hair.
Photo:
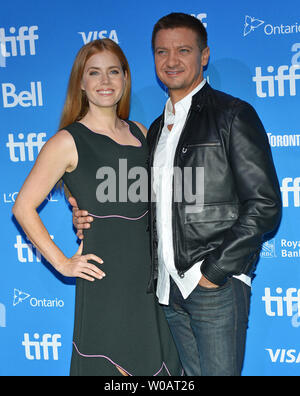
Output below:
[57,39,131,196]
[59,38,131,130]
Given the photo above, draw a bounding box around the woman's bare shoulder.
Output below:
[132,121,148,137]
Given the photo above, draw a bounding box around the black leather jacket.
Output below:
[147,83,282,290]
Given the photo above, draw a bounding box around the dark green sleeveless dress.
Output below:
[62,121,181,376]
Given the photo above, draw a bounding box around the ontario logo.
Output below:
[243,16,264,37]
[13,289,64,309]
[13,289,30,306]
[244,15,300,37]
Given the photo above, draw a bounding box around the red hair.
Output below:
[59,39,131,130]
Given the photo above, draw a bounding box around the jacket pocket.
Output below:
[181,142,221,154]
[183,203,239,263]
[186,142,221,148]
[185,203,239,224]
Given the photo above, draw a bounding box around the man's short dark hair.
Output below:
[152,12,208,51]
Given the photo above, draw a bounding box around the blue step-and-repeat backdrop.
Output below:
[0,0,299,376]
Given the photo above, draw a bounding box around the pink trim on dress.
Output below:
[73,342,174,376]
[88,210,149,221]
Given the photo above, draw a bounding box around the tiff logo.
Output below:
[280,177,300,207]
[291,43,300,66]
[6,132,46,162]
[253,64,300,97]
[0,26,38,58]
[0,303,6,328]
[191,13,208,28]
[262,287,300,317]
[14,234,54,263]
[0,43,6,67]
[22,333,62,360]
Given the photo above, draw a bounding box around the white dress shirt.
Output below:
[153,80,251,305]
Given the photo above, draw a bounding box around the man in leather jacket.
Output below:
[71,13,282,376]
[146,13,282,376]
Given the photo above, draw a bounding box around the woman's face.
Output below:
[81,50,127,111]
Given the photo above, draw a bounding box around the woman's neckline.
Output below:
[76,121,142,148]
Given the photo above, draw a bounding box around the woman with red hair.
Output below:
[13,39,181,376]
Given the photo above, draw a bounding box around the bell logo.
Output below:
[22,333,62,360]
[2,81,43,108]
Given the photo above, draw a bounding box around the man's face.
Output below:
[154,27,209,103]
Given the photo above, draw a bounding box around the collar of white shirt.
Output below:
[164,79,207,126]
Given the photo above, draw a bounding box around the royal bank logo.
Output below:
[260,238,300,259]
[243,16,265,37]
[261,239,276,259]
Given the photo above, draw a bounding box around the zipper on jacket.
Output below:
[172,107,193,277]
[148,118,164,290]
[186,142,221,148]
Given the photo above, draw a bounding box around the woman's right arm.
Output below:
[12,130,105,282]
